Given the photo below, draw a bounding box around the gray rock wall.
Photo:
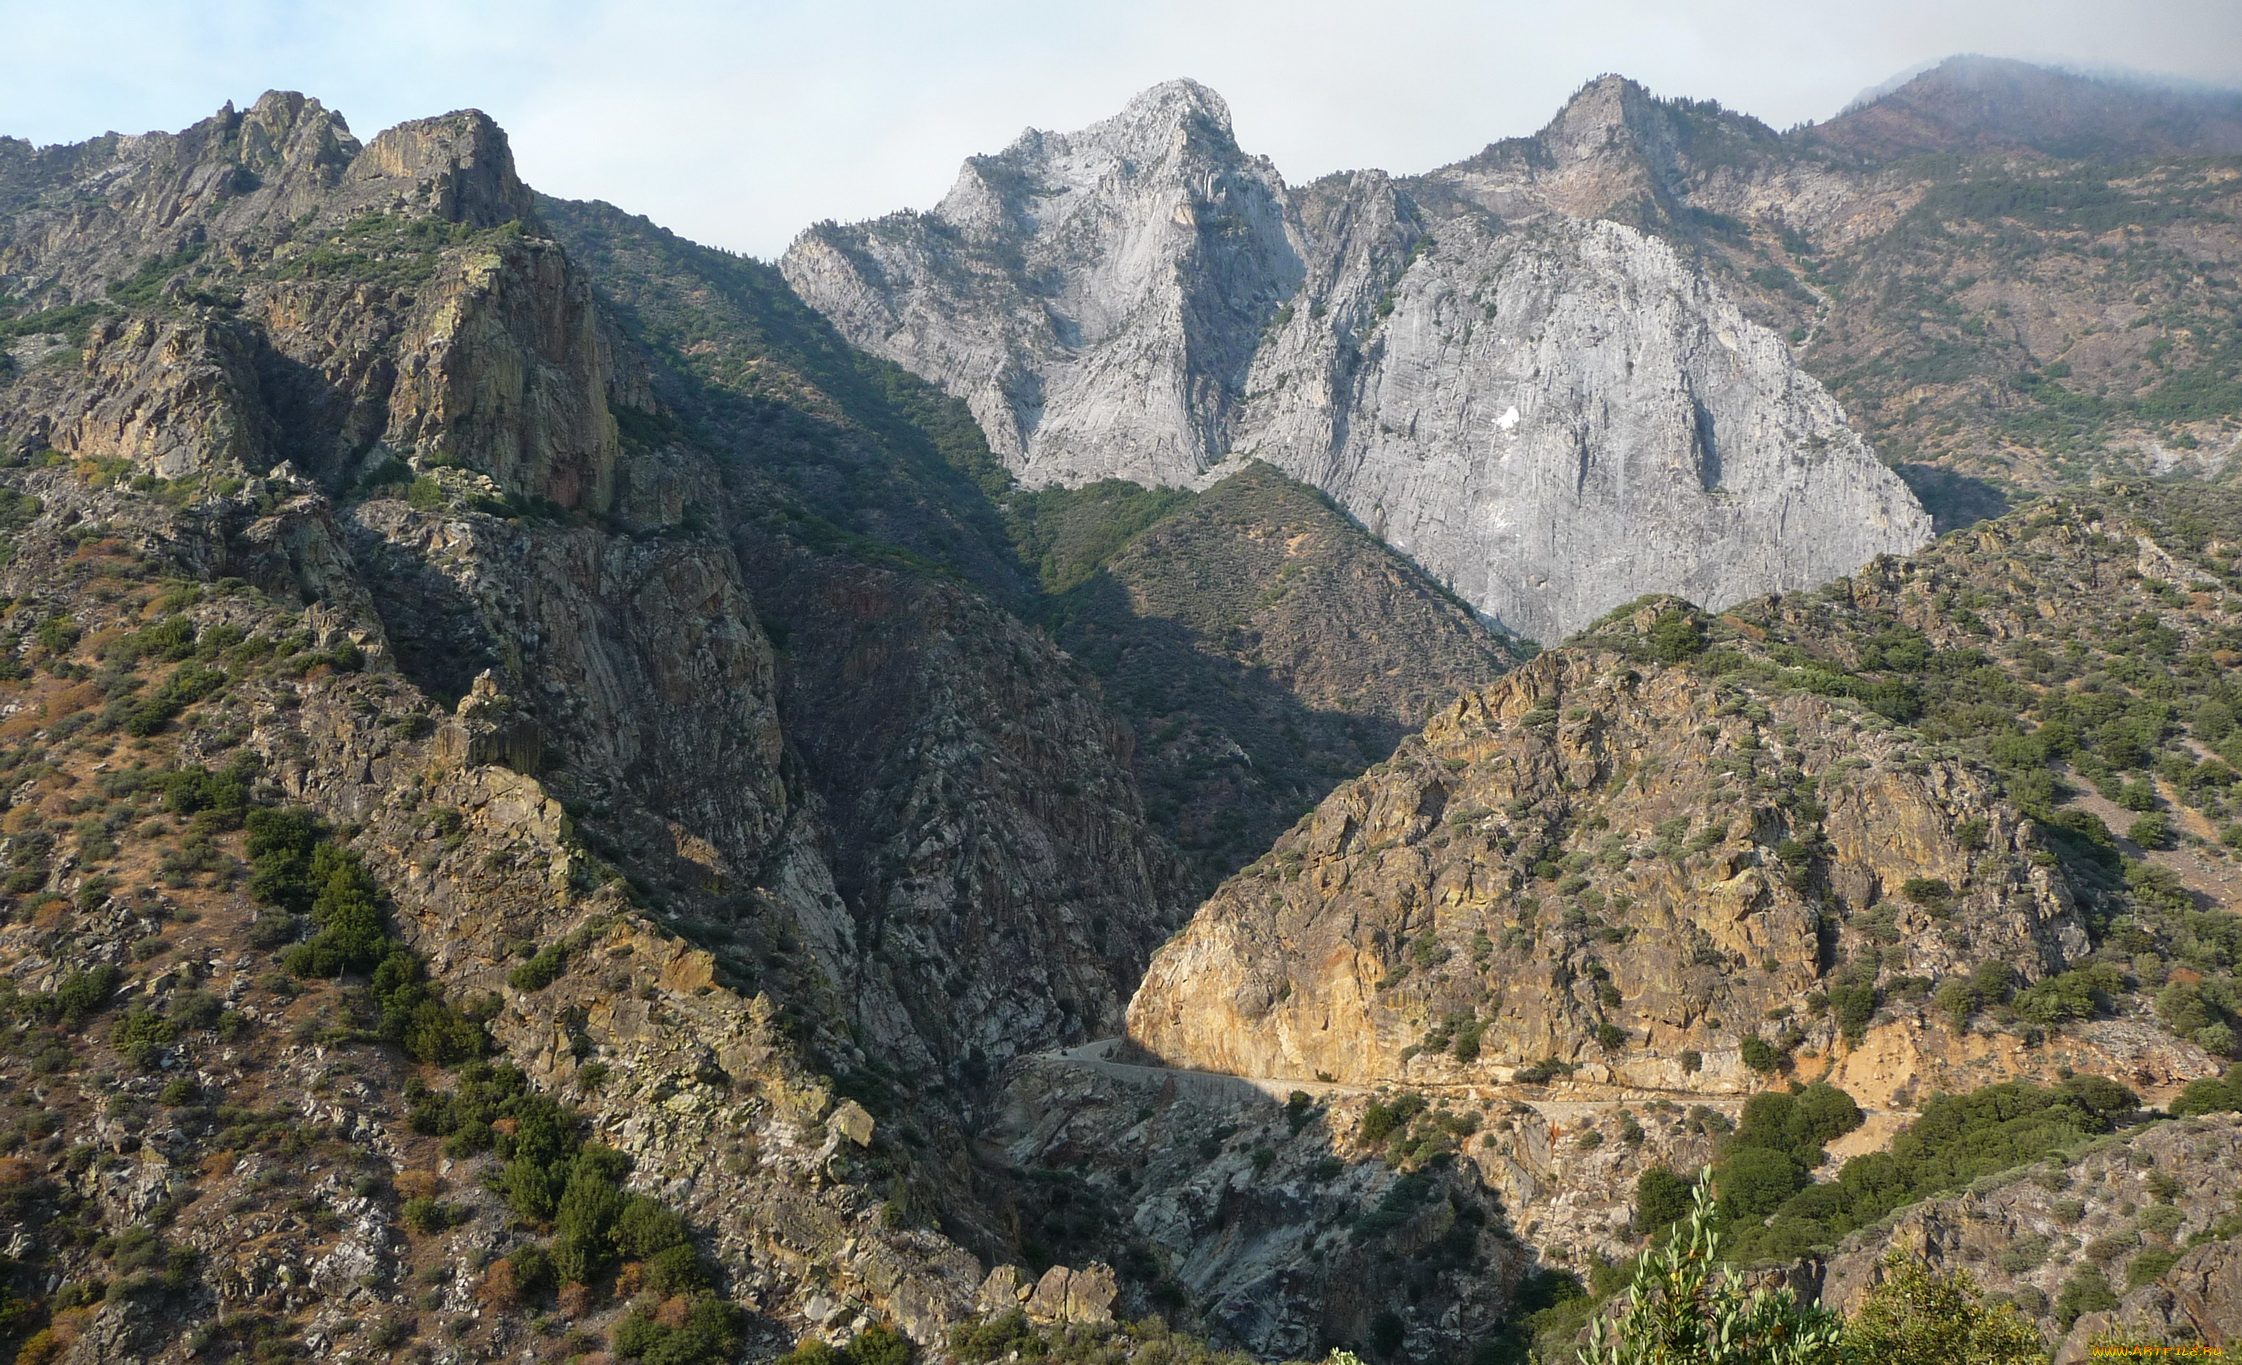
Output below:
[1234,204,1929,642]
[782,80,1301,490]
[783,82,1931,642]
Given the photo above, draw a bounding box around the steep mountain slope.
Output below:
[1012,464,1524,889]
[542,198,1521,895]
[1418,59,2242,514]
[1121,481,2242,1320]
[535,195,1027,599]
[784,82,1930,643]
[0,91,1201,1358]
[1813,1110,2242,1358]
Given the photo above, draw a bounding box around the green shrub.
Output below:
[612,1294,742,1364]
[2128,812,2173,849]
[2168,1066,2242,1116]
[2014,963,2123,1024]
[1740,1036,1782,1073]
[613,1197,691,1259]
[507,942,572,992]
[1359,1094,1425,1143]
[507,1243,555,1296]
[1997,1235,2051,1274]
[2055,1267,2118,1329]
[51,965,119,1025]
[845,1323,913,1365]
[1842,1253,2044,1364]
[2116,1236,2171,1284]
[1720,1146,1808,1219]
[949,1311,1038,1365]
[1828,979,1880,1043]
[35,615,79,656]
[1899,878,1951,906]
[110,1009,177,1068]
[1514,1057,1572,1084]
[1635,1167,1695,1235]
[642,1242,709,1298]
[1648,610,1705,663]
[124,663,227,735]
[1934,977,1981,1025]
[1370,1309,1406,1357]
[1582,1173,1842,1364]
[1720,1076,2131,1263]
[400,1197,463,1234]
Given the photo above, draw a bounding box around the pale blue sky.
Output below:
[5,0,2239,259]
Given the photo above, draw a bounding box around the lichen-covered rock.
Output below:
[2057,1238,2242,1359]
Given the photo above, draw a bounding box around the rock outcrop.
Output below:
[1413,63,2242,504]
[784,81,1930,641]
[1814,1113,2242,1356]
[783,81,1300,492]
[1123,617,2186,1096]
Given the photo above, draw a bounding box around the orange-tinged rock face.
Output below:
[1127,623,2211,1106]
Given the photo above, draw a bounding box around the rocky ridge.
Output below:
[1416,59,2242,508]
[1010,461,1526,889]
[1125,618,2201,1101]
[784,81,1930,642]
[781,82,1300,492]
[0,90,1225,1360]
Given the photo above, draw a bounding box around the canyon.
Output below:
[0,53,2238,1365]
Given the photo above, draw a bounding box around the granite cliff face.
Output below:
[1415,60,2242,510]
[784,82,1930,641]
[1228,207,1925,641]
[783,82,1301,491]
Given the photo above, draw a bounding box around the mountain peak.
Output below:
[1532,73,1667,165]
[1809,53,2242,160]
[1116,77,1233,134]
[346,107,535,228]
